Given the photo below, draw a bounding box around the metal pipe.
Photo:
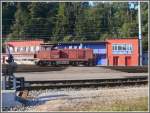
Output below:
[138,1,143,66]
[13,75,16,90]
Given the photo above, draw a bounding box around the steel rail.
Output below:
[17,76,148,91]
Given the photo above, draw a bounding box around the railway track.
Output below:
[18,76,148,91]
[104,66,148,73]
[15,76,148,106]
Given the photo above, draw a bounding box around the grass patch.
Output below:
[109,97,148,111]
[59,97,148,111]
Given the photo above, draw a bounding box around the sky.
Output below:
[89,1,138,9]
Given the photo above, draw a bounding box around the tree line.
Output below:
[2,2,148,51]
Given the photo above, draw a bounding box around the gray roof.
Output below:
[58,41,107,45]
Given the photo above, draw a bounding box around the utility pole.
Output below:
[138,1,142,66]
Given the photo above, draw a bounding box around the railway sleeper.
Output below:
[23,78,148,90]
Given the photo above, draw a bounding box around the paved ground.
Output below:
[14,67,148,81]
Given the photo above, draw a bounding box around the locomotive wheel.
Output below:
[51,61,57,66]
[69,61,73,66]
[37,61,48,66]
[36,61,42,66]
[88,60,94,66]
[73,61,78,66]
[84,61,88,66]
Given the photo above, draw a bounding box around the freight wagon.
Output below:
[35,48,94,66]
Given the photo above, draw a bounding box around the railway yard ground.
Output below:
[2,65,149,111]
[14,66,148,81]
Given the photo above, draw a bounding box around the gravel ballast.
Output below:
[3,85,148,111]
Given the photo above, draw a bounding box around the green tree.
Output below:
[2,2,17,42]
[25,2,58,40]
[53,3,67,41]
[8,2,30,40]
[141,2,148,51]
[2,2,148,51]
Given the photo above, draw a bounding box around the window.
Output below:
[118,45,122,50]
[74,46,77,49]
[9,47,14,53]
[123,44,126,50]
[23,47,26,52]
[112,45,115,50]
[30,46,34,52]
[34,46,36,52]
[28,47,31,52]
[17,47,20,52]
[115,45,117,50]
[112,43,133,54]
[15,47,17,52]
[126,45,129,50]
[129,44,133,51]
[36,46,39,51]
[69,46,72,49]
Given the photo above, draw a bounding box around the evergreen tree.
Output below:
[25,2,58,40]
[2,2,17,41]
[53,3,67,41]
[8,2,30,40]
[141,2,148,51]
[2,2,148,51]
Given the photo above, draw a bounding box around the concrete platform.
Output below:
[2,90,22,108]
[14,67,148,81]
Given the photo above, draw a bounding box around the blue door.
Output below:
[96,54,106,65]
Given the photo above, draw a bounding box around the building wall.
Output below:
[106,38,139,66]
[83,44,107,65]
[5,40,43,54]
[58,43,107,65]
[58,44,80,49]
[83,44,106,54]
[3,40,43,64]
[142,51,148,65]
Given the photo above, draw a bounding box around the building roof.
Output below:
[106,37,138,40]
[40,43,57,48]
[5,40,44,47]
[40,43,57,45]
[58,40,107,45]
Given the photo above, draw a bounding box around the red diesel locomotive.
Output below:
[35,48,94,66]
